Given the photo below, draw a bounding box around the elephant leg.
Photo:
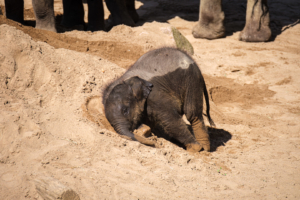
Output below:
[239,0,271,42]
[105,0,135,27]
[183,73,210,151]
[190,117,210,152]
[5,0,24,23]
[148,92,202,153]
[126,0,139,23]
[32,0,57,32]
[158,110,202,153]
[87,0,104,31]
[192,0,225,39]
[61,0,85,29]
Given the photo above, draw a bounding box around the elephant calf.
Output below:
[103,47,215,152]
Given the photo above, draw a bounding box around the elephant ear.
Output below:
[124,76,153,100]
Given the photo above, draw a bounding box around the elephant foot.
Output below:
[240,0,271,42]
[192,120,211,152]
[32,0,57,32]
[195,130,210,151]
[196,139,210,152]
[192,20,225,39]
[36,24,57,32]
[186,143,203,153]
[35,19,57,32]
[192,0,225,39]
[239,23,271,42]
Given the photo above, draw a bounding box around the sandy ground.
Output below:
[0,0,300,199]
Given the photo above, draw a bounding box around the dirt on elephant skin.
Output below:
[0,0,300,199]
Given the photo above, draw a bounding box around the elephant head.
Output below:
[103,76,153,144]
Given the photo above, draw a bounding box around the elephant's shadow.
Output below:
[207,127,232,152]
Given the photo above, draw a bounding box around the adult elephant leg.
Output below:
[87,0,104,31]
[32,0,56,32]
[192,0,225,39]
[5,0,24,23]
[239,0,271,42]
[126,0,139,23]
[61,0,85,29]
[106,0,135,27]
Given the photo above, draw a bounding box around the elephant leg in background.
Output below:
[5,0,24,23]
[106,0,135,27]
[192,0,225,39]
[126,0,139,23]
[61,0,85,29]
[32,0,56,32]
[87,0,104,31]
[239,0,271,42]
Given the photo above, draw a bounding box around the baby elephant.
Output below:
[103,47,215,152]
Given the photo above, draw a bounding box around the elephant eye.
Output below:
[122,107,129,116]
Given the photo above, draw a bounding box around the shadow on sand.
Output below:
[166,126,232,153]
[208,127,232,152]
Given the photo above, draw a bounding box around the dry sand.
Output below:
[0,0,300,199]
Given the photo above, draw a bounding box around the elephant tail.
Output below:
[203,79,216,127]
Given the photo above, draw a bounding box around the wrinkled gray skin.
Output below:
[103,48,215,152]
[4,0,106,32]
[193,0,271,42]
